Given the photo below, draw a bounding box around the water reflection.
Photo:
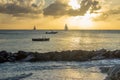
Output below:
[56,68,106,80]
[0,30,119,52]
[1,59,119,80]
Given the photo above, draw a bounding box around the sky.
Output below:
[0,0,120,30]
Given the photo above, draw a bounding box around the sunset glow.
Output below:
[68,0,80,10]
[0,0,119,30]
[66,13,94,29]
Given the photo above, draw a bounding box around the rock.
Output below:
[113,50,120,58]
[7,56,16,62]
[0,51,9,63]
[96,49,107,54]
[105,65,120,80]
[0,49,120,63]
[102,51,111,58]
[92,55,105,60]
[21,54,35,61]
[0,51,8,58]
[91,49,107,60]
[99,66,111,73]
[0,56,6,63]
[14,51,29,60]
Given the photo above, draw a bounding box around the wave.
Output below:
[0,73,33,80]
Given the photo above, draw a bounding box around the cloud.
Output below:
[92,13,109,21]
[108,7,120,15]
[43,0,69,16]
[43,0,101,16]
[0,13,16,24]
[90,0,101,13]
[107,7,120,20]
[91,0,120,21]
[117,18,120,20]
[92,7,120,21]
[0,0,44,17]
[0,0,101,17]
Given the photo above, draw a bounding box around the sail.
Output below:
[33,26,36,30]
[65,24,68,31]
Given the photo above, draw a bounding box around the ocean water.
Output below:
[0,30,119,52]
[0,59,120,80]
[0,30,120,80]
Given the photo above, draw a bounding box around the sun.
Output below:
[66,13,94,29]
[68,0,80,10]
[80,13,93,28]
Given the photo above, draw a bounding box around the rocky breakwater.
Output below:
[0,49,120,63]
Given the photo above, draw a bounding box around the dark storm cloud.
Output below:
[0,0,44,17]
[43,0,101,16]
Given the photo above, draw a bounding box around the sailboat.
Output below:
[33,26,36,30]
[65,24,68,31]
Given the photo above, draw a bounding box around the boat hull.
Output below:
[32,38,50,41]
[45,32,58,34]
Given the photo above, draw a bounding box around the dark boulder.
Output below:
[0,51,8,58]
[99,66,111,73]
[112,50,120,58]
[0,49,120,63]
[0,51,9,63]
[105,65,120,80]
[0,56,6,63]
[14,51,29,60]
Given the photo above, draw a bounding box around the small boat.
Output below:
[32,38,50,41]
[45,31,58,34]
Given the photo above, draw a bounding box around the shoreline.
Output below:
[0,49,120,63]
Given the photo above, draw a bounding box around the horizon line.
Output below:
[0,29,120,31]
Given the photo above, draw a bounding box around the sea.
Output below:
[0,30,120,80]
[0,30,119,52]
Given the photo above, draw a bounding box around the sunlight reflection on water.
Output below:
[2,59,120,80]
[0,30,119,52]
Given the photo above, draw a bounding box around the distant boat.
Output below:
[65,24,68,31]
[32,38,50,41]
[45,31,58,34]
[33,26,36,30]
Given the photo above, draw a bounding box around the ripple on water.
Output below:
[0,59,120,80]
